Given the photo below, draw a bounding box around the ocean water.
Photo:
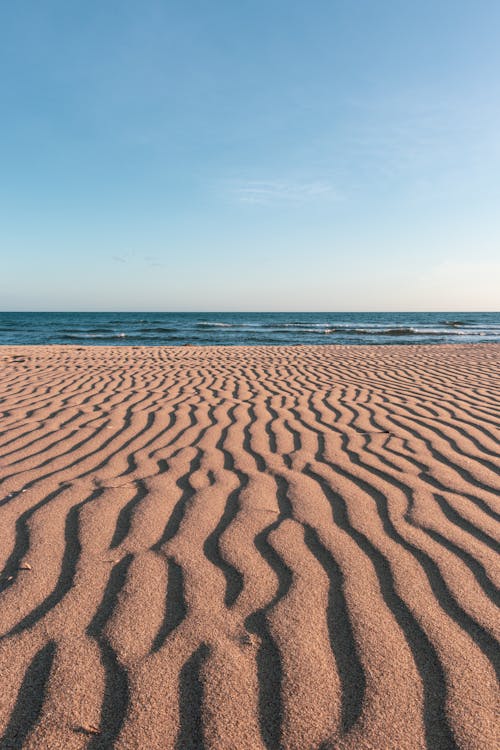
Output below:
[0,311,499,347]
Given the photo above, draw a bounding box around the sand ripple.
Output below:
[0,344,498,749]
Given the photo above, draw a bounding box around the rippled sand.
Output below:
[0,344,498,749]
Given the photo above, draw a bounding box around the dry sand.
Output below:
[0,344,498,750]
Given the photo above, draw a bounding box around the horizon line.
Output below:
[1,310,499,315]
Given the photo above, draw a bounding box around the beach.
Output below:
[0,343,498,749]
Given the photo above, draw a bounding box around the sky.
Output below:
[1,0,499,311]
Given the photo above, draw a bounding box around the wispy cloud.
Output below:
[230,179,339,205]
[143,255,166,268]
[110,253,166,268]
[338,92,500,187]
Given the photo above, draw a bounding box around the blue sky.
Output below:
[1,1,499,311]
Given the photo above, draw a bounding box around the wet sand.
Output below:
[0,344,498,749]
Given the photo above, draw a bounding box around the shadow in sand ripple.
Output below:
[0,642,56,749]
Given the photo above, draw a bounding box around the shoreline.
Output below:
[2,341,500,350]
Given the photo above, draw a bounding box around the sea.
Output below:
[0,311,499,347]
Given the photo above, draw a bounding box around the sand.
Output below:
[0,343,498,750]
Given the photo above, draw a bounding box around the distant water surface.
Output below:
[0,312,499,346]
